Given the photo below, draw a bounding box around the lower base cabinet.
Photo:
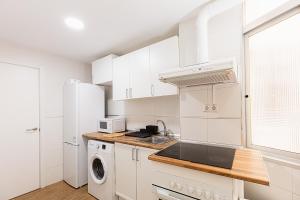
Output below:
[115,143,157,200]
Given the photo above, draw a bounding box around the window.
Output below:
[246,12,300,154]
[244,0,290,24]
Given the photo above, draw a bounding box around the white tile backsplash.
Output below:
[156,116,180,135]
[106,87,180,134]
[180,86,208,117]
[207,119,242,145]
[180,117,207,142]
[125,116,156,131]
[206,83,242,118]
[179,83,242,145]
[107,83,242,145]
[152,95,180,117]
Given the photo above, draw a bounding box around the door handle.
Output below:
[126,88,128,98]
[25,127,39,132]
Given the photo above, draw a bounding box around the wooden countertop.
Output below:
[84,132,269,186]
[83,132,177,150]
[149,147,270,186]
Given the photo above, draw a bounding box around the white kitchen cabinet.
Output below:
[113,55,131,100]
[115,143,137,200]
[113,47,151,100]
[136,147,157,200]
[115,143,157,200]
[149,36,179,97]
[92,54,118,85]
[129,47,151,99]
[112,36,179,100]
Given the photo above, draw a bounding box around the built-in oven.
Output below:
[153,185,200,200]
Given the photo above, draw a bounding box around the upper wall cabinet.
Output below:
[113,54,131,100]
[150,36,179,97]
[113,47,151,100]
[113,36,179,100]
[130,47,152,99]
[92,54,118,85]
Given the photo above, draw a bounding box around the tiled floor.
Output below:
[13,181,96,200]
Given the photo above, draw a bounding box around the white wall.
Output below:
[0,40,91,187]
[105,86,180,135]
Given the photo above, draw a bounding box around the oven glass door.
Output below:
[153,185,200,200]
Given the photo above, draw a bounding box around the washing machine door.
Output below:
[89,154,107,184]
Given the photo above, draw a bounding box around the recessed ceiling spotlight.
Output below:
[64,17,84,30]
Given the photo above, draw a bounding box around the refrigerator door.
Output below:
[77,83,105,187]
[63,142,79,188]
[63,80,79,145]
[78,83,105,135]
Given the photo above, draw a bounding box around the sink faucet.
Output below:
[156,120,167,136]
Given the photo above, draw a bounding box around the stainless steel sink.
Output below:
[140,136,173,144]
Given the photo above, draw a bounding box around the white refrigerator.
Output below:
[63,79,104,188]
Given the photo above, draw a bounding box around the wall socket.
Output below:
[203,104,218,113]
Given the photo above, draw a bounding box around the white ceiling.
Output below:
[0,0,208,63]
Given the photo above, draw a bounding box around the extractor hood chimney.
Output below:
[160,1,237,87]
[179,3,209,67]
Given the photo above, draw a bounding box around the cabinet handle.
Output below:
[132,148,135,161]
[151,84,154,96]
[136,149,139,161]
[126,88,128,98]
[129,88,132,98]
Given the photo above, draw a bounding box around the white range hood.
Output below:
[160,1,238,87]
[159,59,237,87]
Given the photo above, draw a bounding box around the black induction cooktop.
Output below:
[155,142,236,169]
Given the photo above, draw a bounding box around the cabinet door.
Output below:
[150,36,179,97]
[136,147,157,200]
[113,55,130,100]
[115,143,137,200]
[129,47,151,99]
[92,54,117,85]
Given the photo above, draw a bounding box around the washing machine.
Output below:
[88,140,116,200]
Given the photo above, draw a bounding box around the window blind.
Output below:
[248,14,300,153]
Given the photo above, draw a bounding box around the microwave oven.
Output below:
[98,117,125,133]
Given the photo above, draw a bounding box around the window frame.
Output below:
[244,4,300,159]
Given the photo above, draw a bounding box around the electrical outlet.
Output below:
[203,104,218,112]
[203,104,210,112]
[211,104,218,113]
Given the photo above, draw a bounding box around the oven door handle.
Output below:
[155,187,196,200]
[157,189,181,200]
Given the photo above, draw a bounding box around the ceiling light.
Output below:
[64,17,84,30]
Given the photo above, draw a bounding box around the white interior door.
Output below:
[0,62,40,200]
